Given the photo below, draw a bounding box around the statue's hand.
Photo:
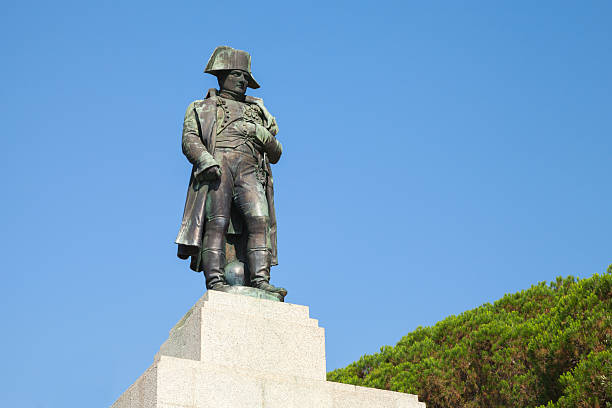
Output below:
[197,165,222,182]
[246,122,273,146]
[243,121,282,163]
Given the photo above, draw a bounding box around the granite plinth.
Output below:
[111,291,425,408]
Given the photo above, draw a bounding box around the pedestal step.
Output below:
[113,355,425,408]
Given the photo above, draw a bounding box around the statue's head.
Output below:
[204,46,260,92]
[216,69,250,95]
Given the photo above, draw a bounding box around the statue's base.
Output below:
[221,285,283,302]
[111,291,425,408]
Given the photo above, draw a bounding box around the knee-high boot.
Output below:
[201,216,230,291]
[247,248,287,297]
[202,249,229,290]
[244,215,287,297]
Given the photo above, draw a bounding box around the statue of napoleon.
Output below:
[175,46,287,300]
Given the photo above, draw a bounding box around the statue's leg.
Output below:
[201,152,233,291]
[234,152,287,297]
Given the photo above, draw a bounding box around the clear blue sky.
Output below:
[1,1,610,406]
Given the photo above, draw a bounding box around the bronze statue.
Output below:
[175,46,287,300]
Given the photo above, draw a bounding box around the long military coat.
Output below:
[175,89,280,272]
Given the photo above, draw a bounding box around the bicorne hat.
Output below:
[204,46,260,89]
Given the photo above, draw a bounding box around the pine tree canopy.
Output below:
[328,266,612,408]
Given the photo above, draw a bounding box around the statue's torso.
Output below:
[215,97,264,152]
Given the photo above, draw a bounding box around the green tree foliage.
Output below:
[327,267,612,408]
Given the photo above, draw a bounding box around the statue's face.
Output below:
[219,69,249,95]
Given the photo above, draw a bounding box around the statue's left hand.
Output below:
[244,121,282,163]
[246,122,273,146]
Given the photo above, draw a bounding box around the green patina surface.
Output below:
[221,285,283,302]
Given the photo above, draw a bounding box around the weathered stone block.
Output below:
[111,291,425,408]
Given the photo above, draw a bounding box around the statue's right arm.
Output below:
[181,101,219,179]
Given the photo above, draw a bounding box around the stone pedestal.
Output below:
[111,291,425,408]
